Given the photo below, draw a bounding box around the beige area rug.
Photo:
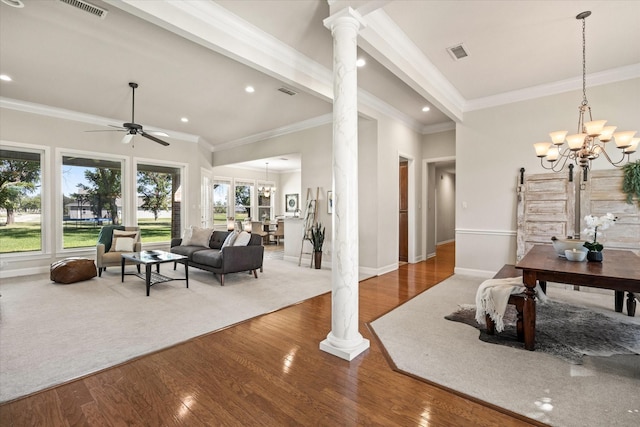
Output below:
[370,275,640,427]
[0,258,331,403]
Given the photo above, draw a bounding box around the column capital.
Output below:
[323,7,367,33]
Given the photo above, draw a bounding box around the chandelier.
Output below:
[260,162,273,198]
[533,11,638,178]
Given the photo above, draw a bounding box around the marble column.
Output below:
[320,8,370,361]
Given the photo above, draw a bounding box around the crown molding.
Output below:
[0,97,201,144]
[213,114,334,152]
[359,9,465,122]
[422,121,456,135]
[465,63,640,112]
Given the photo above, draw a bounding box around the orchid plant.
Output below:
[582,213,616,252]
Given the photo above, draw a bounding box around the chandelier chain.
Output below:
[581,16,588,106]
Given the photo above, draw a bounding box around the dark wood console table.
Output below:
[515,245,640,351]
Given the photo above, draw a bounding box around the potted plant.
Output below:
[622,160,640,206]
[309,222,325,269]
[582,213,616,262]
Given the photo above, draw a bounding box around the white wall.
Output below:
[456,78,640,276]
[0,108,211,276]
[435,169,455,244]
[422,130,456,257]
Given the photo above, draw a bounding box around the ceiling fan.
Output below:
[87,82,170,146]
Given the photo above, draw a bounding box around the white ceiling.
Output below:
[1,0,638,172]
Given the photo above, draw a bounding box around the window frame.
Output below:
[134,157,187,243]
[57,148,128,253]
[0,141,48,258]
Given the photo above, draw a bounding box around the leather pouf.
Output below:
[50,258,97,284]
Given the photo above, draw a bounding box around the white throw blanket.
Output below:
[475,277,548,332]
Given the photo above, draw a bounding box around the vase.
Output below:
[587,251,603,262]
[314,251,322,269]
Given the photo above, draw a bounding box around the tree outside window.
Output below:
[62,156,122,249]
[0,148,42,253]
[136,163,181,242]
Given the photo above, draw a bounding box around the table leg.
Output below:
[522,270,537,351]
[146,264,152,296]
[184,260,189,288]
[156,263,160,274]
[627,292,637,317]
[121,257,125,282]
[615,291,624,312]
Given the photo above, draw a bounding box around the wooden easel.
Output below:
[298,187,319,267]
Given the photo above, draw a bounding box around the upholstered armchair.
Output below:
[96,226,142,277]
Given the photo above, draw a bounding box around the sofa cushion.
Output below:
[170,245,208,259]
[221,231,239,249]
[209,231,229,249]
[192,249,223,268]
[233,231,251,246]
[189,227,213,247]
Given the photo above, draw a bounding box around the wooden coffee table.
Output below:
[121,250,189,296]
[516,244,640,350]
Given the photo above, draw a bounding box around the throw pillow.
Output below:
[233,231,251,246]
[97,225,125,252]
[109,229,139,252]
[221,231,239,249]
[181,227,194,246]
[114,237,135,252]
[189,227,213,247]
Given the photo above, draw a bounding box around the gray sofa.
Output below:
[170,230,264,286]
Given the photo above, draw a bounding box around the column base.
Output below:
[320,337,370,361]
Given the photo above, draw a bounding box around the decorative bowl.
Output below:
[564,249,587,262]
[551,238,588,257]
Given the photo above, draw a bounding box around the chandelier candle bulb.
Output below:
[546,146,560,161]
[599,126,617,142]
[534,142,552,157]
[614,131,637,149]
[549,130,568,145]
[584,120,607,137]
[566,133,587,151]
[624,138,639,154]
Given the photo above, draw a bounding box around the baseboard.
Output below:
[453,267,495,279]
[0,265,50,279]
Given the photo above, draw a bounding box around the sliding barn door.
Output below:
[516,172,576,261]
[580,169,640,253]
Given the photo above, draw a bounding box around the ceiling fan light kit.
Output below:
[532,11,637,180]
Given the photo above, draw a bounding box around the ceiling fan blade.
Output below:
[84,129,126,133]
[140,131,170,146]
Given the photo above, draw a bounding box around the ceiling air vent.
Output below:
[277,87,297,96]
[58,0,108,19]
[447,43,469,61]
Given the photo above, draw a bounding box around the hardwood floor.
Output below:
[0,242,540,426]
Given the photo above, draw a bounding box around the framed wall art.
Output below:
[285,193,299,213]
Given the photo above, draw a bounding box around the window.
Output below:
[136,163,181,243]
[62,156,122,249]
[257,185,272,222]
[234,180,253,221]
[213,178,231,228]
[0,148,43,253]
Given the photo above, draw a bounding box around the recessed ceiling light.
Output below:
[356,58,366,67]
[1,0,24,8]
[0,74,12,81]
[180,117,189,123]
[422,106,430,112]
[245,86,255,93]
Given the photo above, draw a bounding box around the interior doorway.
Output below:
[399,159,408,263]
